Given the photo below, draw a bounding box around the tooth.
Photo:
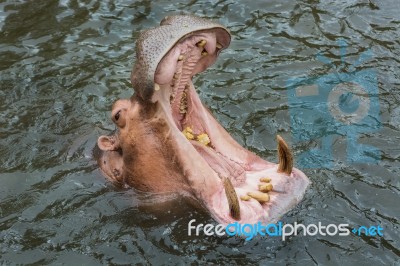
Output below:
[240,195,251,201]
[154,83,160,91]
[178,55,184,61]
[197,133,210,146]
[197,40,206,47]
[260,177,271,182]
[173,73,179,79]
[216,42,222,49]
[201,50,208,56]
[258,183,273,192]
[182,127,194,139]
[247,191,270,203]
[277,135,293,175]
[183,127,193,133]
[223,177,240,220]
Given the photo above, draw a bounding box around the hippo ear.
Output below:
[97,135,120,151]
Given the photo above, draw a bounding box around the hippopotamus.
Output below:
[94,14,310,225]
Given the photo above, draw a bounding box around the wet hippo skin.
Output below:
[94,15,310,225]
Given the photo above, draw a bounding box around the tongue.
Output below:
[191,141,246,186]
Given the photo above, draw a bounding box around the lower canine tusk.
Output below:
[223,177,241,220]
[277,135,293,175]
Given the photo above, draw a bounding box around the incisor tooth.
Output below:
[260,177,271,183]
[197,40,206,47]
[154,83,160,91]
[178,55,184,61]
[201,50,208,56]
[258,183,273,192]
[240,195,251,201]
[247,191,270,203]
[216,42,222,49]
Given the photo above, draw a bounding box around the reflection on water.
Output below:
[1,0,399,264]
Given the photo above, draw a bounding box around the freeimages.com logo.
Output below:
[287,39,380,168]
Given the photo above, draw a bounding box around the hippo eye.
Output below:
[114,110,121,121]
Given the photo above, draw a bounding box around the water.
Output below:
[1,0,399,264]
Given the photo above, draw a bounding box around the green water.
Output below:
[1,0,399,264]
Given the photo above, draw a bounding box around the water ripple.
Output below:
[0,0,399,264]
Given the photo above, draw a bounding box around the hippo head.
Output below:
[95,15,310,224]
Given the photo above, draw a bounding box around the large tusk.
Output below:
[277,135,293,175]
[223,177,241,220]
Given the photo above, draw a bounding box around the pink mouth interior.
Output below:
[152,31,310,224]
[155,30,249,184]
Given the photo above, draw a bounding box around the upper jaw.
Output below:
[139,18,231,131]
[131,14,231,102]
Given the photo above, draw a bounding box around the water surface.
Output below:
[1,0,399,264]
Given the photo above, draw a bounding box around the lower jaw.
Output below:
[150,81,310,224]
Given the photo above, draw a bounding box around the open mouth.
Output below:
[146,28,309,224]
[96,15,310,225]
[153,31,251,187]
